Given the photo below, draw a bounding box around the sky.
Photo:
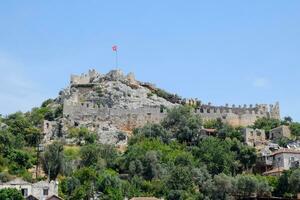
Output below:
[0,1,299,121]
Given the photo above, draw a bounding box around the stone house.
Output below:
[270,125,291,140]
[197,127,217,139]
[243,128,266,147]
[0,179,59,200]
[258,149,300,176]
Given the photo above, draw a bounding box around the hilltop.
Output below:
[42,69,280,146]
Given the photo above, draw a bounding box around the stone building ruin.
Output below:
[44,69,281,145]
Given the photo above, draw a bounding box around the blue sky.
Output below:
[0,1,299,121]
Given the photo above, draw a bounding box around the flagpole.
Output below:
[115,49,118,70]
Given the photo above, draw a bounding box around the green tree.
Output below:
[234,175,257,198]
[167,166,193,191]
[289,169,300,195]
[203,118,223,130]
[98,170,124,200]
[282,116,293,125]
[80,144,101,167]
[274,171,291,197]
[289,122,300,136]
[142,151,161,180]
[8,149,32,169]
[61,177,81,197]
[252,117,280,133]
[238,145,257,171]
[42,141,65,180]
[0,188,24,200]
[194,137,236,175]
[133,123,171,143]
[212,173,234,200]
[24,127,41,147]
[162,106,202,145]
[5,112,31,136]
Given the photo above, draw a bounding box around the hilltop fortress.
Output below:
[46,69,280,145]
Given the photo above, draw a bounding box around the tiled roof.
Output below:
[263,167,285,176]
[271,149,300,156]
[5,178,30,185]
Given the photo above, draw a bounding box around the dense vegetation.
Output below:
[1,102,300,199]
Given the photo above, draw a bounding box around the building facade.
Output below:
[243,128,266,147]
[0,179,59,200]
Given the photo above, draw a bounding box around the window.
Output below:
[21,188,28,197]
[257,131,261,136]
[43,188,49,196]
[290,157,295,162]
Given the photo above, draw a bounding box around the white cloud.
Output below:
[252,77,270,89]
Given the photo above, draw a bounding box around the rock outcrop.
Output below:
[46,69,177,146]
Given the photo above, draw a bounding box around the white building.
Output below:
[0,178,59,200]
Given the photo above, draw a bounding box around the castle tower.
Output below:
[270,102,280,120]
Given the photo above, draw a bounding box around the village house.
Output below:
[257,148,300,176]
[0,178,60,200]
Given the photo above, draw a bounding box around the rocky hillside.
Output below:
[45,69,180,146]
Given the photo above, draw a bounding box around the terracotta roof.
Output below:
[271,149,300,156]
[263,167,285,176]
[202,128,217,132]
[26,195,39,200]
[46,195,64,200]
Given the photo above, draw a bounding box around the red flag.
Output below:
[112,45,118,51]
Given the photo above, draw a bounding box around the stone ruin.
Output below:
[43,69,281,145]
[194,101,280,127]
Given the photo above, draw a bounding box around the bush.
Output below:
[0,188,24,200]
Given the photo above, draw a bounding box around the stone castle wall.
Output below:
[63,69,281,132]
[63,100,280,130]
[63,101,167,132]
[194,102,280,127]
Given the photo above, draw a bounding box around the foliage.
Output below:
[162,106,202,145]
[203,119,223,130]
[1,105,300,199]
[288,169,300,194]
[252,117,281,133]
[41,98,54,108]
[289,122,300,136]
[42,141,65,180]
[153,88,181,104]
[69,127,98,145]
[0,188,24,200]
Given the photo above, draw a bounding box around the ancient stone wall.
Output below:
[63,101,167,132]
[64,69,281,133]
[63,100,280,131]
[194,102,280,127]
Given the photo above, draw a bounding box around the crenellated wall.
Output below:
[63,100,280,130]
[70,69,100,85]
[193,102,280,127]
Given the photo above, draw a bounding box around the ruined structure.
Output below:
[243,128,267,148]
[270,125,291,140]
[195,102,280,127]
[44,69,281,145]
